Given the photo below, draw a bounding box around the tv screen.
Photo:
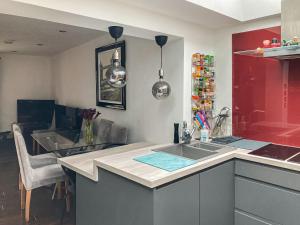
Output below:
[17,100,55,124]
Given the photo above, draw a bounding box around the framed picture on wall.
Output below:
[95,41,126,110]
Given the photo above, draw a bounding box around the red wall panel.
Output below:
[233,26,300,147]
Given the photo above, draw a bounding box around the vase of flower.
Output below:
[84,120,94,145]
[81,108,101,145]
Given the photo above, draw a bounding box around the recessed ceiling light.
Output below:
[59,30,67,33]
[4,39,15,44]
[36,43,44,46]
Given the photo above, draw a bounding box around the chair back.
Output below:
[12,123,24,174]
[109,124,128,145]
[12,124,33,190]
[12,123,22,134]
[95,119,113,144]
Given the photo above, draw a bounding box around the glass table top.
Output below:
[31,129,108,157]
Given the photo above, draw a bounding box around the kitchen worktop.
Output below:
[58,141,300,188]
[57,142,152,180]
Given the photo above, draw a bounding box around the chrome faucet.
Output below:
[182,121,196,144]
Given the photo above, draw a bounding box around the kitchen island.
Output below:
[58,141,300,225]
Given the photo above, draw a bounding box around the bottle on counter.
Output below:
[174,123,180,144]
[200,129,209,142]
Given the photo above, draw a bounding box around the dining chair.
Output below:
[13,124,56,191]
[95,118,114,144]
[109,123,128,145]
[13,126,66,222]
[12,124,58,177]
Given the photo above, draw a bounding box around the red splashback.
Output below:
[232,26,300,147]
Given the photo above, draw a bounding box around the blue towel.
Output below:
[134,152,197,172]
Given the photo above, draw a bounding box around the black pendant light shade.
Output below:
[108,26,124,41]
[155,35,168,47]
[105,26,127,88]
[152,35,171,100]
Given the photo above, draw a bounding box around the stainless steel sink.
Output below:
[188,142,223,151]
[153,144,217,160]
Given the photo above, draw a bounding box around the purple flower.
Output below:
[81,108,101,121]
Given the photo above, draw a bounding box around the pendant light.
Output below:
[105,26,127,88]
[152,35,171,100]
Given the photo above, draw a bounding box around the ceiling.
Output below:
[115,0,240,29]
[0,13,105,56]
[185,0,281,21]
[115,0,281,29]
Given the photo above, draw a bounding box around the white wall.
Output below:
[2,0,281,140]
[52,35,184,144]
[214,16,281,133]
[0,54,53,131]
[2,0,215,125]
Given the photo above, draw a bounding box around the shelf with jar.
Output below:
[191,53,215,132]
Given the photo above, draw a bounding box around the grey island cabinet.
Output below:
[76,160,235,225]
[76,159,300,225]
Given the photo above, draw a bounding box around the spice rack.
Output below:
[191,53,215,130]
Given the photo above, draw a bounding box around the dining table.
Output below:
[31,129,109,157]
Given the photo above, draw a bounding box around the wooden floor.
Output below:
[0,137,75,225]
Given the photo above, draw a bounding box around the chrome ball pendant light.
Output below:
[152,35,171,100]
[106,26,127,88]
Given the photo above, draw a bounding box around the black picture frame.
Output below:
[95,41,126,110]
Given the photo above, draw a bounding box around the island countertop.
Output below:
[57,142,153,181]
[58,142,300,188]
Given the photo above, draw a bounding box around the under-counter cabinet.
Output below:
[77,170,200,225]
[153,174,200,225]
[235,210,275,225]
[199,161,235,225]
[235,160,300,225]
[76,161,234,225]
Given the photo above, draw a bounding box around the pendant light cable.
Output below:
[160,46,163,69]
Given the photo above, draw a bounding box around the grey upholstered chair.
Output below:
[12,124,66,222]
[12,124,58,168]
[95,119,128,148]
[109,123,128,145]
[95,118,114,144]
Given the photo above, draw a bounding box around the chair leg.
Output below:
[57,181,62,199]
[60,197,67,225]
[20,182,25,210]
[52,182,57,200]
[25,190,32,223]
[32,139,36,155]
[18,173,22,191]
[65,180,70,213]
[36,143,40,155]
